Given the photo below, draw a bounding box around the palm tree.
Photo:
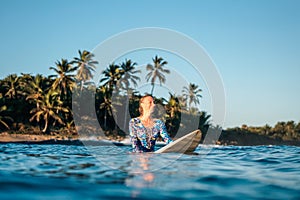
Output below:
[198,111,211,134]
[19,73,34,93]
[0,105,13,130]
[98,85,113,130]
[262,124,272,135]
[295,122,300,133]
[49,59,77,98]
[285,120,296,138]
[27,89,69,133]
[177,95,187,111]
[3,74,21,99]
[25,74,51,101]
[273,122,286,135]
[25,74,49,110]
[115,60,141,131]
[100,63,124,92]
[165,93,181,136]
[182,83,202,110]
[3,74,34,128]
[72,50,98,91]
[166,93,180,118]
[119,59,141,91]
[146,55,170,95]
[128,91,141,118]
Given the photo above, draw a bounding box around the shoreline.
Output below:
[0,132,126,146]
[1,131,299,147]
[0,131,81,143]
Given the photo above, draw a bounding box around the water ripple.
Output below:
[0,144,299,199]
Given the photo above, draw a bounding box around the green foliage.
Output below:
[49,59,77,98]
[100,63,124,92]
[0,50,212,140]
[0,105,13,130]
[165,93,181,137]
[119,59,140,91]
[226,121,300,142]
[182,83,202,110]
[72,50,98,91]
[2,49,298,144]
[146,55,170,95]
[27,89,69,133]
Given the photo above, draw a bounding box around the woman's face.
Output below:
[141,96,155,114]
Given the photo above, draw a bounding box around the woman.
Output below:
[129,95,173,152]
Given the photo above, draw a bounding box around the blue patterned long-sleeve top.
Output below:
[129,118,173,152]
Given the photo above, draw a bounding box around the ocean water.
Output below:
[0,143,299,200]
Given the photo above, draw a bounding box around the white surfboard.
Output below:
[154,130,202,153]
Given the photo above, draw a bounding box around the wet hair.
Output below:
[139,94,153,116]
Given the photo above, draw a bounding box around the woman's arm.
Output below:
[129,119,139,151]
[158,120,173,144]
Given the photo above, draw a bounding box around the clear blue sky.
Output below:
[1,0,299,128]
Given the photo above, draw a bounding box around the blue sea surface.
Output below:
[0,143,299,200]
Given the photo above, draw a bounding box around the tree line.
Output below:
[226,121,300,142]
[0,50,210,139]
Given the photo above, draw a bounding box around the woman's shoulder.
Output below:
[154,119,164,125]
[129,117,141,123]
[129,117,144,129]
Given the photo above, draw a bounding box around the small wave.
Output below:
[0,144,300,199]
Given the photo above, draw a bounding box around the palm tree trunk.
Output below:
[150,84,155,95]
[42,119,49,133]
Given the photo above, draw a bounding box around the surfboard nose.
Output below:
[155,129,202,154]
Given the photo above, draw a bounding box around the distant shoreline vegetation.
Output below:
[218,122,300,146]
[0,49,299,145]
